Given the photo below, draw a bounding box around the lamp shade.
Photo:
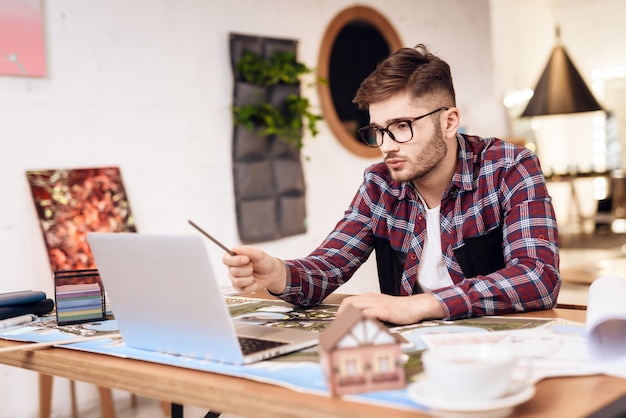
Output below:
[521,44,603,117]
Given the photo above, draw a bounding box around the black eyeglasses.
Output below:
[358,107,449,148]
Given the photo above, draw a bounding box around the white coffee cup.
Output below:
[421,344,522,402]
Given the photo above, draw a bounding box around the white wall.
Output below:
[0,1,498,416]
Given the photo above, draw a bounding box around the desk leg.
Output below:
[568,180,587,233]
[70,380,79,418]
[39,373,53,418]
[38,375,83,418]
[97,386,116,418]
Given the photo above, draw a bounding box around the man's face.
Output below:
[368,92,448,184]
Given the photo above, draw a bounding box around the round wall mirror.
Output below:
[318,6,403,158]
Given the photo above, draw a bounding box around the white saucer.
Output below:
[407,379,536,418]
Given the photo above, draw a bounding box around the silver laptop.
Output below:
[86,232,318,364]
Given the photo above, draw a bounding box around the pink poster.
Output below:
[0,0,46,77]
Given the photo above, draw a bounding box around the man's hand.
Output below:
[337,292,446,325]
[222,246,287,295]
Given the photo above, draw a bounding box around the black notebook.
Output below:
[0,290,47,307]
[0,299,54,320]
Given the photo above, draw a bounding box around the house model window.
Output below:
[319,304,408,396]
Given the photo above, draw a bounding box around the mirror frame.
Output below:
[318,6,403,158]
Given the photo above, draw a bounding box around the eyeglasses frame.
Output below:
[358,106,450,148]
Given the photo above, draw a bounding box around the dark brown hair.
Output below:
[353,44,456,110]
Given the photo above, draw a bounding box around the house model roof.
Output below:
[319,304,406,351]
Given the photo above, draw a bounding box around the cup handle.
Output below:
[506,358,533,395]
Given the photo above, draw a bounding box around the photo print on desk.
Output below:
[26,167,137,272]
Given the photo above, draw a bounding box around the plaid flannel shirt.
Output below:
[279,134,561,319]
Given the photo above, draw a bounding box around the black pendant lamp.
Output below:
[521,28,603,117]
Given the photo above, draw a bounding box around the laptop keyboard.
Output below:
[238,336,288,355]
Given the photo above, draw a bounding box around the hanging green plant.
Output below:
[233,49,324,149]
[232,94,322,149]
[237,50,310,86]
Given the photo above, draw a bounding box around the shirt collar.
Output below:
[397,177,415,200]
[452,133,476,192]
[393,133,476,200]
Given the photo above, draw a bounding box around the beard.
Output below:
[385,124,448,183]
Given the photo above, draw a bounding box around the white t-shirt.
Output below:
[417,205,454,292]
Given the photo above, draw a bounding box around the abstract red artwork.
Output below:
[0,0,46,77]
[26,167,137,272]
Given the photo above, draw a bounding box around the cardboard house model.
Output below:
[319,305,407,396]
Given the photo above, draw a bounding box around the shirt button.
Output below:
[417,214,424,221]
[410,254,417,261]
[538,234,545,239]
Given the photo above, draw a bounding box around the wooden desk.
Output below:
[0,308,625,418]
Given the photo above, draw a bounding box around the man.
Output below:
[223,44,560,325]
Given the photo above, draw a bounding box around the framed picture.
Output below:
[26,167,137,272]
[0,0,46,77]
